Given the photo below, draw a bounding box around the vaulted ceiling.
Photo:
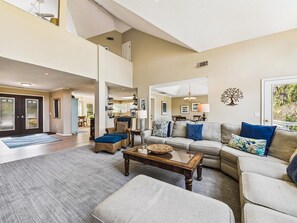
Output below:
[63,0,297,51]
[101,0,297,52]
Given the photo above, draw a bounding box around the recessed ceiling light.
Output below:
[20,82,32,87]
[44,72,49,75]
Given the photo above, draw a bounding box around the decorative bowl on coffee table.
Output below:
[147,144,173,155]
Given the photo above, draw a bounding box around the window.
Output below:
[86,104,93,117]
[53,98,61,119]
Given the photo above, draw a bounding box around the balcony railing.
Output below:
[273,120,297,131]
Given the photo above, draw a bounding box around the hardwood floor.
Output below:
[0,131,94,164]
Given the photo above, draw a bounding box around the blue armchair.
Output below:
[105,116,134,147]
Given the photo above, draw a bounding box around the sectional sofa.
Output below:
[141,121,297,223]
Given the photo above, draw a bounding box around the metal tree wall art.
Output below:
[221,88,244,106]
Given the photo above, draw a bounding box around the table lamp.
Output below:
[198,104,210,121]
[137,110,147,131]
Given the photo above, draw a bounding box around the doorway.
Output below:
[150,97,156,123]
[0,94,43,137]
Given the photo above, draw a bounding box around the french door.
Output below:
[0,94,43,137]
[262,76,297,131]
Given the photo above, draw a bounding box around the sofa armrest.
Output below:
[141,129,153,139]
[106,127,115,134]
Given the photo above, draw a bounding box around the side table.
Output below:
[131,129,148,147]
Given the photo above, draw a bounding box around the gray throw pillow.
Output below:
[221,123,241,144]
[152,121,169,138]
[172,121,190,138]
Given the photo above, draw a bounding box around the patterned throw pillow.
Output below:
[115,122,128,133]
[228,134,267,157]
[152,121,169,138]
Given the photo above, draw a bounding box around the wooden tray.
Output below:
[147,144,173,155]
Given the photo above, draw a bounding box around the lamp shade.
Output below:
[198,104,210,113]
[137,110,147,119]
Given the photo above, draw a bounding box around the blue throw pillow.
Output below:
[186,124,203,141]
[287,155,297,186]
[240,122,276,156]
[167,121,172,137]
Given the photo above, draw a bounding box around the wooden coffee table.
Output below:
[122,145,203,191]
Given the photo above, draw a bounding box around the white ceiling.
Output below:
[94,0,190,48]
[0,57,96,97]
[109,0,297,52]
[66,0,130,38]
[151,77,208,97]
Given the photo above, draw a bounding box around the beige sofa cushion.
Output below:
[145,136,167,144]
[221,159,239,180]
[92,175,235,223]
[221,145,287,165]
[243,203,297,223]
[221,123,241,144]
[238,157,291,181]
[189,140,222,156]
[197,122,221,142]
[202,155,221,169]
[241,172,297,218]
[165,137,194,150]
[269,129,297,162]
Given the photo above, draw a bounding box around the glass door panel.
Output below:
[25,99,39,129]
[262,76,297,132]
[0,97,15,131]
[272,83,297,131]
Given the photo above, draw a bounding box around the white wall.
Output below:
[151,93,172,122]
[171,96,208,120]
[95,46,133,136]
[123,29,297,127]
[49,89,72,135]
[0,1,97,80]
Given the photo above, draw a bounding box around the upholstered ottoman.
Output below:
[94,136,122,154]
[92,175,235,223]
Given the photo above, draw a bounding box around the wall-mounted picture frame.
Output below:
[139,98,147,110]
[181,105,189,114]
[161,101,167,115]
[192,103,199,112]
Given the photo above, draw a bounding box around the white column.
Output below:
[58,0,67,30]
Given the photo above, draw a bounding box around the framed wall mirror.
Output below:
[53,98,61,118]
